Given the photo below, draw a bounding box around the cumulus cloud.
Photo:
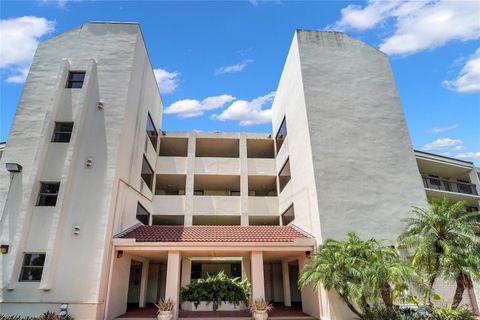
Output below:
[443,48,480,93]
[422,138,463,151]
[0,16,54,83]
[215,59,253,75]
[164,94,235,118]
[212,91,275,126]
[430,124,458,134]
[330,0,480,56]
[456,152,480,160]
[153,68,180,94]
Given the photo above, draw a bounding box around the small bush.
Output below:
[0,312,73,320]
[357,306,475,320]
[180,271,251,311]
[429,306,475,320]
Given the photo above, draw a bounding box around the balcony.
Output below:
[422,176,478,196]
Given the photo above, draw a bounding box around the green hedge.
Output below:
[180,271,251,311]
[358,306,475,320]
[0,311,73,320]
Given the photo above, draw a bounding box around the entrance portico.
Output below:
[105,225,320,320]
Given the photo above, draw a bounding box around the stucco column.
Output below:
[184,132,196,225]
[251,251,265,301]
[282,261,292,306]
[240,133,249,225]
[165,251,181,319]
[181,257,191,287]
[139,260,149,307]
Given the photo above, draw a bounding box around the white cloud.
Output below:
[443,48,480,93]
[330,0,480,56]
[212,91,275,126]
[0,16,54,83]
[164,94,235,118]
[422,138,463,151]
[215,59,253,75]
[249,0,258,6]
[153,68,180,94]
[430,124,458,133]
[456,152,480,160]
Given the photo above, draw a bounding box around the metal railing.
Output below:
[422,176,478,195]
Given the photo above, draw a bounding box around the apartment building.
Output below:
[0,22,478,320]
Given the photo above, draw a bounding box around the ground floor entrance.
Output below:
[105,225,321,320]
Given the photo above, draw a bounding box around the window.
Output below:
[136,203,150,225]
[36,182,60,206]
[281,204,295,225]
[141,157,154,191]
[278,158,291,192]
[66,71,85,88]
[146,114,158,150]
[19,253,45,282]
[275,116,287,154]
[52,122,73,143]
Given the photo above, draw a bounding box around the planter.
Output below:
[157,310,173,320]
[181,301,246,311]
[253,310,268,320]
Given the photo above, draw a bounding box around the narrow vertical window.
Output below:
[275,116,287,154]
[278,158,291,192]
[146,113,158,150]
[141,157,154,191]
[36,182,60,206]
[136,203,151,225]
[66,71,86,88]
[19,253,46,282]
[52,122,74,143]
[281,204,295,225]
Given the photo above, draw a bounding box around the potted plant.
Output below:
[155,298,175,320]
[249,298,273,320]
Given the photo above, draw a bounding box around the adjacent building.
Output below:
[0,22,478,320]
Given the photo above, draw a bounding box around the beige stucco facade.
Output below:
[0,23,479,320]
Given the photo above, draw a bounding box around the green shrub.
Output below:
[429,306,475,320]
[357,306,475,320]
[0,312,73,320]
[180,271,251,311]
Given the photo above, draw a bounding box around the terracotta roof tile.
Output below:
[117,225,311,243]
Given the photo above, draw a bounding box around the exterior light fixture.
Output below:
[305,251,311,259]
[117,250,123,258]
[59,303,68,316]
[73,225,80,235]
[5,163,22,173]
[1,244,9,254]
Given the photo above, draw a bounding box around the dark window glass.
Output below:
[281,204,295,225]
[36,182,60,206]
[231,262,242,278]
[141,157,154,191]
[19,253,45,282]
[136,203,150,225]
[52,122,73,143]
[146,114,158,150]
[191,262,202,280]
[278,158,291,192]
[275,116,287,154]
[66,71,86,88]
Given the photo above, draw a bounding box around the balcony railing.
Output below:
[422,176,478,195]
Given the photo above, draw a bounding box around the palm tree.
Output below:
[298,232,417,316]
[398,198,480,308]
[298,234,364,317]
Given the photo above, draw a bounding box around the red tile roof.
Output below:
[116,225,311,243]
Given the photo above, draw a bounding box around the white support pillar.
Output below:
[139,260,149,308]
[165,251,181,319]
[181,257,191,287]
[282,261,292,307]
[240,133,249,225]
[251,251,265,301]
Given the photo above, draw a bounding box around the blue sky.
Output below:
[1,0,479,164]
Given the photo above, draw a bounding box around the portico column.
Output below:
[251,251,265,301]
[181,257,191,287]
[165,251,181,319]
[282,261,291,307]
[139,260,149,308]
